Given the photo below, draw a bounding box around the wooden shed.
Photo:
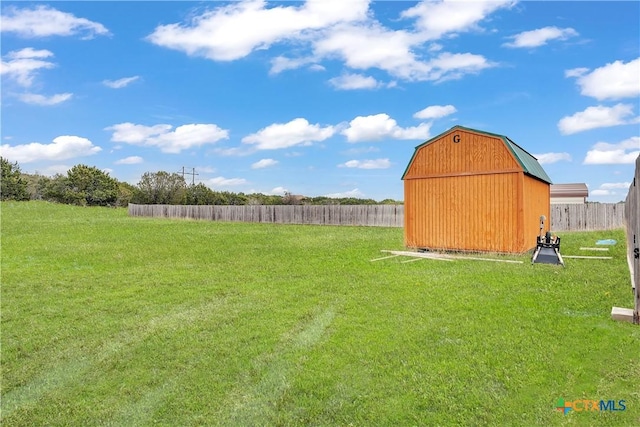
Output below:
[402,125,552,253]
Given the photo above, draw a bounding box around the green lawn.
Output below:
[1,201,638,426]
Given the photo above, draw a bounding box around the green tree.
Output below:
[66,165,119,206]
[185,183,217,205]
[133,171,186,204]
[41,174,73,204]
[1,157,30,201]
[116,181,137,207]
[21,172,48,200]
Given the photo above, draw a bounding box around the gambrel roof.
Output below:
[401,125,552,184]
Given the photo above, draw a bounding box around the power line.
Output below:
[178,166,199,185]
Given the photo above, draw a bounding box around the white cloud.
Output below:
[503,26,578,48]
[564,67,589,78]
[1,5,110,38]
[251,158,279,169]
[328,73,380,90]
[147,0,503,84]
[146,0,369,61]
[558,104,638,135]
[270,186,288,195]
[196,166,217,174]
[599,182,631,190]
[242,118,335,150]
[103,76,140,89]
[533,152,572,164]
[589,183,631,198]
[0,135,101,163]
[324,188,365,198]
[40,164,72,176]
[342,146,380,155]
[426,52,495,82]
[567,58,640,100]
[18,92,72,105]
[339,158,391,169]
[314,23,495,82]
[313,23,429,80]
[214,146,257,157]
[413,104,456,120]
[308,64,326,72]
[0,48,55,87]
[401,0,514,40]
[115,156,144,165]
[583,137,640,165]
[270,56,318,74]
[342,113,431,142]
[106,122,229,153]
[209,176,248,187]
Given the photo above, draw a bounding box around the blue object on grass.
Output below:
[596,239,617,245]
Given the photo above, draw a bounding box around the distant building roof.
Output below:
[550,183,589,198]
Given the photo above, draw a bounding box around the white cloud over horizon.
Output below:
[242,118,335,150]
[115,156,144,165]
[566,58,640,101]
[107,122,230,153]
[591,182,632,197]
[0,135,102,163]
[583,137,639,165]
[342,113,431,142]
[557,104,639,135]
[339,158,391,169]
[208,176,248,187]
[533,152,572,164]
[324,188,365,198]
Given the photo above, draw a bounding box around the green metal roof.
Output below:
[401,125,552,184]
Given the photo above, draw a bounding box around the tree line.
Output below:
[0,158,402,207]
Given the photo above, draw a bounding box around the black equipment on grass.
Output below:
[531,215,564,266]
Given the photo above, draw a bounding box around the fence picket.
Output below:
[129,202,624,231]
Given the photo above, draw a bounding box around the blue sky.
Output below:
[1,1,639,202]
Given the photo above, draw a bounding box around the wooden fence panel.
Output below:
[624,156,639,323]
[128,204,405,227]
[550,203,625,231]
[128,202,623,231]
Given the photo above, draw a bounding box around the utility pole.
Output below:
[178,167,198,185]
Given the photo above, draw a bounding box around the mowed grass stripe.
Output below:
[1,201,639,426]
[1,297,230,419]
[220,306,336,426]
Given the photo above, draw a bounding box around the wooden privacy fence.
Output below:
[129,203,625,230]
[550,202,625,231]
[613,155,639,323]
[128,203,405,227]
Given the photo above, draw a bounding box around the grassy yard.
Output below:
[1,201,638,426]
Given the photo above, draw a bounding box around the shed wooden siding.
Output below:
[522,175,551,248]
[404,172,522,252]
[403,129,521,178]
[403,127,550,253]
